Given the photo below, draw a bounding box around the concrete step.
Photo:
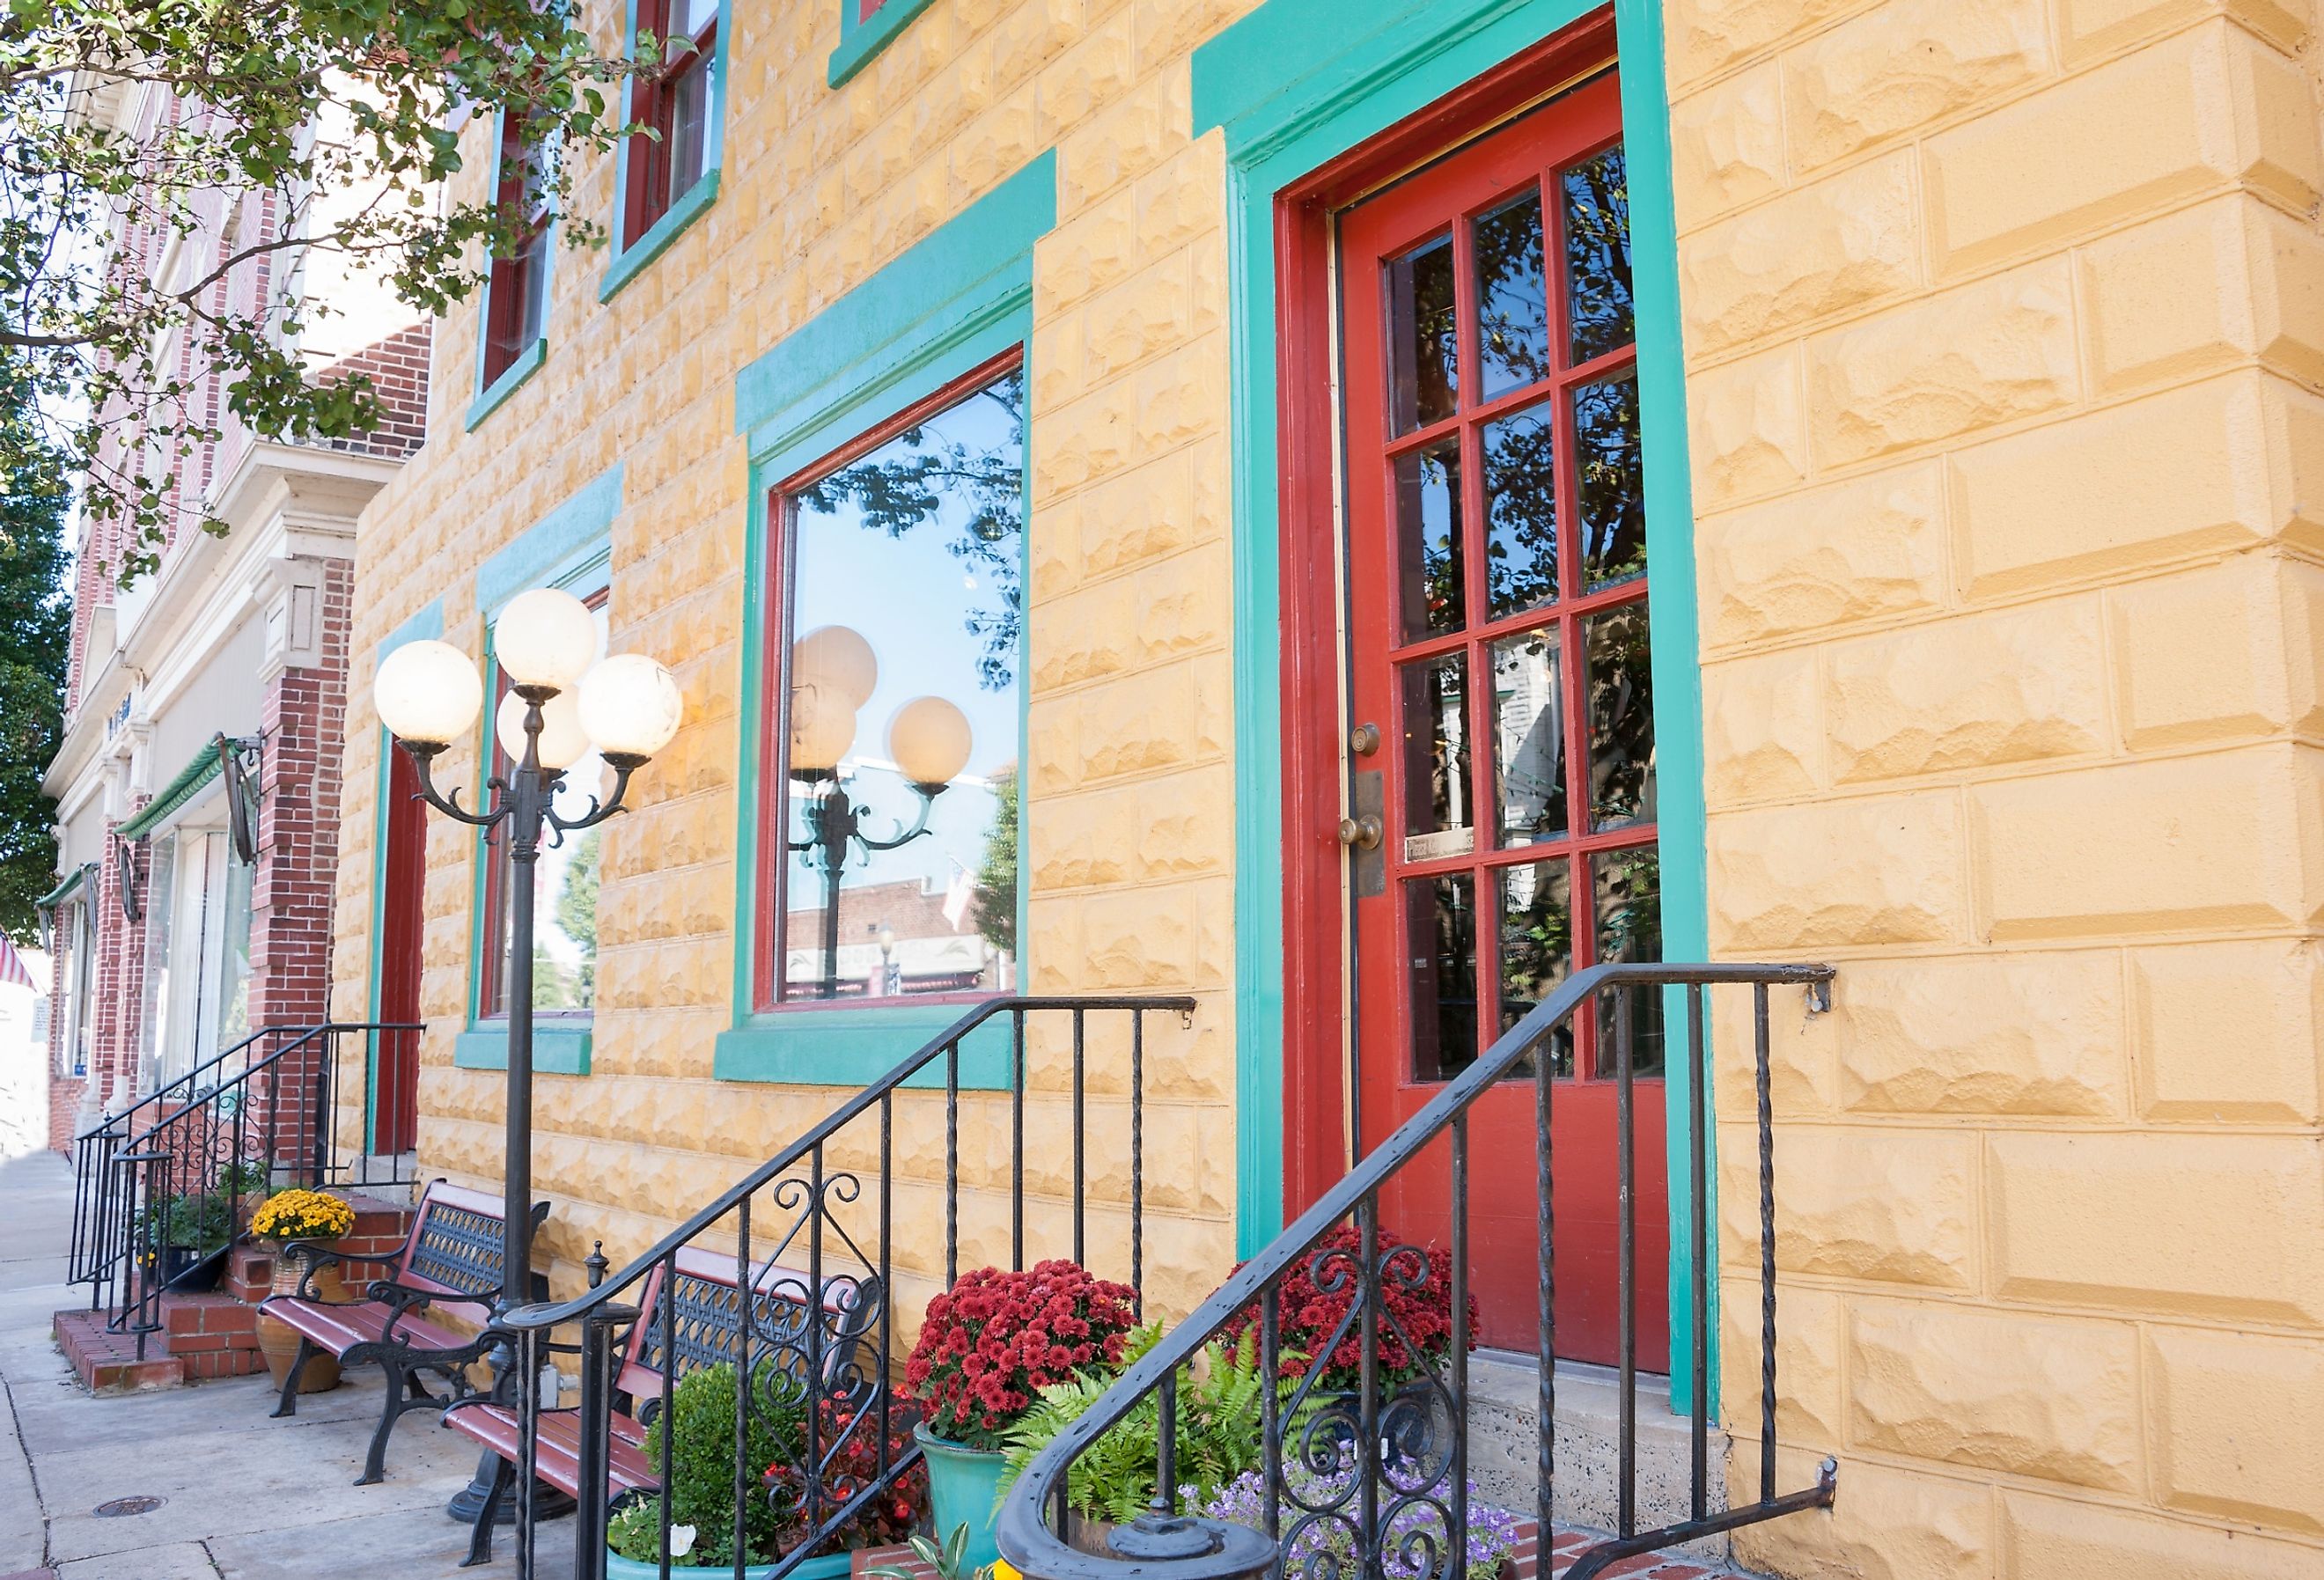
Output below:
[1467,1351,1730,1556]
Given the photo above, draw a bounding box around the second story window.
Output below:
[627,0,718,242]
[481,112,550,386]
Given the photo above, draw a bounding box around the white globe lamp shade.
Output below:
[376,640,483,746]
[496,588,599,690]
[577,654,684,761]
[497,687,592,772]
[789,681,857,778]
[792,625,878,711]
[887,696,972,787]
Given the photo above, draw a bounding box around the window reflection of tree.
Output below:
[1585,602,1653,828]
[1562,147,1632,364]
[794,368,1026,690]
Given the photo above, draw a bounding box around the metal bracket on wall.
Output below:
[218,734,265,865]
[113,837,141,923]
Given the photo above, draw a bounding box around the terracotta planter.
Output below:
[256,1248,343,1393]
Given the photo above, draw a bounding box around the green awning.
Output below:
[115,737,226,840]
[33,867,83,909]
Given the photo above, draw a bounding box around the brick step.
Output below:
[55,1292,270,1393]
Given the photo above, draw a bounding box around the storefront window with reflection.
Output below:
[770,363,1025,1003]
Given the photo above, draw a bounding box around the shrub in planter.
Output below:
[607,1363,804,1570]
[1220,1224,1476,1394]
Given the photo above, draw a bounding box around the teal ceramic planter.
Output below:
[604,1545,854,1579]
[916,1427,1008,1572]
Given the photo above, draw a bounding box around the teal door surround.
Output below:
[364,599,445,1153]
[1192,0,1716,1411]
[714,152,1054,1091]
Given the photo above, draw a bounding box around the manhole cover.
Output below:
[92,1495,164,1518]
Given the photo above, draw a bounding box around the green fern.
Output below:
[997,1325,1286,1525]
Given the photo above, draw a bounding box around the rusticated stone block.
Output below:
[2131,939,2323,1122]
[1924,23,2323,277]
[2080,196,2324,397]
[1678,152,1919,355]
[1847,1298,2142,1489]
[1988,1129,2324,1324]
[1834,952,2125,1116]
[2146,1325,2324,1532]
[1078,448,1196,577]
[1784,0,2052,172]
[1710,976,1841,1119]
[1720,1277,1843,1445]
[1806,261,2078,468]
[2112,555,2324,749]
[1666,0,1867,89]
[1027,784,1137,891]
[1999,1488,2324,1578]
[2058,0,2315,66]
[1732,1445,1993,1580]
[1076,653,1229,780]
[1703,646,1821,805]
[1686,343,1807,508]
[1827,598,2107,781]
[1970,746,2324,939]
[1698,461,1946,648]
[1708,790,1966,950]
[1668,63,1785,233]
[1952,371,2324,598]
[1721,1125,1977,1289]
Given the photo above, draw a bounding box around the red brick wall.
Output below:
[320,323,432,460]
[88,826,148,1117]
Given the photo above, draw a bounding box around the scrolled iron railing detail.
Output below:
[996,963,1838,1580]
[66,1021,423,1354]
[497,995,1195,1580]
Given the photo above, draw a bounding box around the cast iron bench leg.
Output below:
[460,1453,515,1568]
[268,1336,314,1420]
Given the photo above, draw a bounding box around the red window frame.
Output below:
[481,109,549,386]
[749,346,1026,1015]
[477,586,608,1023]
[625,0,717,245]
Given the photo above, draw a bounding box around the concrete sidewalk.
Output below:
[0,1151,573,1579]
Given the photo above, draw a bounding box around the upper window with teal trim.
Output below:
[607,0,724,297]
[760,356,1026,1008]
[481,111,551,387]
[827,0,938,88]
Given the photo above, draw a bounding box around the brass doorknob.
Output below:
[1337,815,1383,851]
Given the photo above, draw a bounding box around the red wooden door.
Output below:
[373,744,426,1154]
[1340,72,1667,1367]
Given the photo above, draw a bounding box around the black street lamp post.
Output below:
[789,774,944,1000]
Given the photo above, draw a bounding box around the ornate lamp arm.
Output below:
[401,741,509,828]
[856,782,947,853]
[543,754,644,837]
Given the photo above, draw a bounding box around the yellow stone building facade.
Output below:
[331,0,2324,1573]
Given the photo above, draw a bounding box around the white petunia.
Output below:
[668,1525,697,1559]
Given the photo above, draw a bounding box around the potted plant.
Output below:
[997,1325,1276,1554]
[248,1187,357,1393]
[902,1260,1138,1571]
[762,1399,925,1554]
[606,1362,857,1578]
[1223,1224,1475,1400]
[157,1190,233,1290]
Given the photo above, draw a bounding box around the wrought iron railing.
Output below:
[499,995,1195,1580]
[997,963,1837,1580]
[68,1021,423,1351]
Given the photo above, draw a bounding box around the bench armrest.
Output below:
[277,1241,404,1301]
[344,1322,504,1387]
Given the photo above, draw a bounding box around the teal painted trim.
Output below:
[827,0,939,87]
[605,0,731,298]
[466,337,548,431]
[474,464,624,616]
[1615,0,1717,1422]
[1195,0,1717,1412]
[364,597,445,1153]
[453,1025,593,1075]
[599,168,721,304]
[735,151,1056,447]
[713,1010,1009,1088]
[728,154,1052,1084]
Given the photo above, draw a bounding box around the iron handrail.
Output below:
[77,1022,326,1147]
[995,961,1837,1580]
[502,994,1194,1333]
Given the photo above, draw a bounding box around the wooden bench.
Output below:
[442,1246,876,1568]
[263,1179,548,1486]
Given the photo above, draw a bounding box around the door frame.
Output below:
[1195,0,1716,1409]
[365,600,446,1154]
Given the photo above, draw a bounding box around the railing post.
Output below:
[571,1300,631,1580]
